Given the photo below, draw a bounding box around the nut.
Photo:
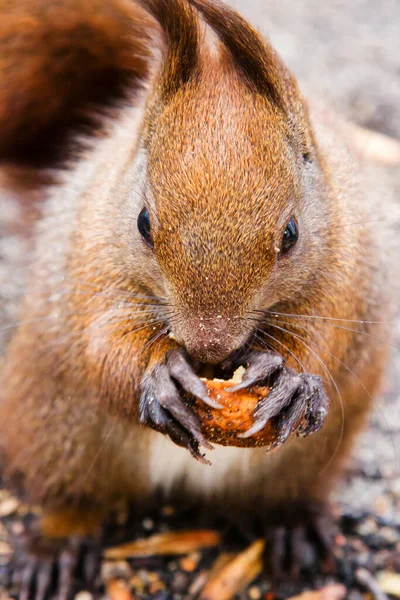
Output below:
[185,368,279,448]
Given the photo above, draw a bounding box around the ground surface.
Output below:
[0,0,399,599]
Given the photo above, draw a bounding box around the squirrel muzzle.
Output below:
[172,314,249,363]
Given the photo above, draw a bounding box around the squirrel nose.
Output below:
[175,316,243,364]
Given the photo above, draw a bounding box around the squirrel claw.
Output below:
[140,351,214,458]
[228,350,283,392]
[240,366,328,441]
[167,349,223,409]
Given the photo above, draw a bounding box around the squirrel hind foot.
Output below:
[262,502,335,580]
[223,501,335,580]
[9,529,100,600]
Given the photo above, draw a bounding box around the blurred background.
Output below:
[232,0,400,140]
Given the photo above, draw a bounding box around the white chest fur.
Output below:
[148,433,261,501]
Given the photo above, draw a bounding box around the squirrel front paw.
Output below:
[233,350,329,443]
[139,348,219,462]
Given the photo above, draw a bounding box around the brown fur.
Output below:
[0,0,394,562]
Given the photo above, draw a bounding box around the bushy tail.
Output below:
[0,0,158,167]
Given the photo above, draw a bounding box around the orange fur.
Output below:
[0,0,395,580]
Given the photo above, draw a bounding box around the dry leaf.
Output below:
[205,553,236,580]
[199,540,264,600]
[104,530,220,559]
[184,554,236,600]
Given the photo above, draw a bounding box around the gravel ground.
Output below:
[0,1,399,598]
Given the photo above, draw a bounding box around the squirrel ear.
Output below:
[188,0,313,154]
[0,0,158,167]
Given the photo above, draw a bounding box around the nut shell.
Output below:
[186,378,278,448]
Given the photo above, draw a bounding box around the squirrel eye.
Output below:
[280,218,299,255]
[137,207,153,248]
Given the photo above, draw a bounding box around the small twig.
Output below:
[356,568,389,600]
[349,126,400,165]
[106,579,135,600]
[184,571,210,600]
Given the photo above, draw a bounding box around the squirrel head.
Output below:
[0,0,331,365]
[132,0,330,363]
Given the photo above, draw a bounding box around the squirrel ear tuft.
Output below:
[188,0,300,110]
[0,0,159,167]
[137,0,199,101]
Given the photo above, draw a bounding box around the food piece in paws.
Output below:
[185,367,304,448]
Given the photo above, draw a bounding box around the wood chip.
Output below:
[377,571,400,598]
[199,540,264,600]
[179,551,201,572]
[0,497,19,517]
[185,571,210,599]
[74,593,93,600]
[106,579,134,600]
[104,530,220,559]
[286,585,347,600]
[350,125,400,165]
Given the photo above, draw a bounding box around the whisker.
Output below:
[263,313,400,352]
[3,273,168,303]
[312,219,388,233]
[0,301,177,334]
[45,291,167,306]
[4,286,171,307]
[82,420,117,485]
[57,316,172,348]
[141,326,170,354]
[265,317,397,471]
[66,278,168,304]
[254,308,395,326]
[0,309,159,334]
[116,316,179,343]
[252,327,307,374]
[264,321,345,475]
[0,316,62,333]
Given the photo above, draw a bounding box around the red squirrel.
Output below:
[0,0,395,597]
